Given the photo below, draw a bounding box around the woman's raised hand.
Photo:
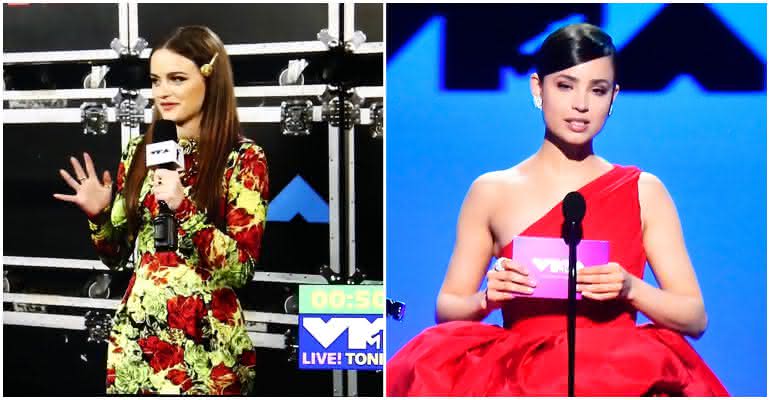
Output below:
[53,152,113,220]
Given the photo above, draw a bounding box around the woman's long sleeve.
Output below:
[89,136,143,271]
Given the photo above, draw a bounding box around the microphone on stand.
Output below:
[146,119,184,252]
[562,192,585,246]
[562,191,586,397]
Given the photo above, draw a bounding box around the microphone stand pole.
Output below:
[566,220,578,397]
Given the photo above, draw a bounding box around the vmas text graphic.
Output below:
[298,285,384,370]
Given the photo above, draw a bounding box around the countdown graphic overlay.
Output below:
[298,285,385,370]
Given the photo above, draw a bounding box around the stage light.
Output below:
[280,100,314,136]
[320,87,362,129]
[106,37,150,129]
[112,88,147,128]
[279,59,314,136]
[84,310,113,344]
[80,102,109,135]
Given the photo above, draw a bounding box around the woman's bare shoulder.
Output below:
[466,165,529,206]
[474,164,526,186]
[637,171,677,228]
[638,171,669,202]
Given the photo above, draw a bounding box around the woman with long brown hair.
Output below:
[54,26,267,395]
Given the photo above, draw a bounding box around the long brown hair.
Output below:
[124,26,241,236]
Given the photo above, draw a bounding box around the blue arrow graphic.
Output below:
[267,175,329,223]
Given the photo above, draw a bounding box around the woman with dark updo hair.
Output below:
[386,23,727,396]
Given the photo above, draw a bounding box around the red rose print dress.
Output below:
[89,136,268,395]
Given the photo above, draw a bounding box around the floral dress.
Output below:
[89,135,268,395]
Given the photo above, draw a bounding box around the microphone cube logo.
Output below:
[146,141,185,169]
[298,285,384,370]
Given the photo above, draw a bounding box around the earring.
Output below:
[609,104,614,116]
[200,52,219,77]
[533,96,542,110]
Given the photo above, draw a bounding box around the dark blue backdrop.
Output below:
[385,3,766,396]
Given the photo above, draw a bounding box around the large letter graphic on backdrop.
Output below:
[267,175,329,223]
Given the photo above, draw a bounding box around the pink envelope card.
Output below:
[508,236,610,300]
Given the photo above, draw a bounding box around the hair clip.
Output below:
[200,52,219,77]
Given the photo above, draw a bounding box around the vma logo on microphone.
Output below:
[298,285,384,370]
[145,141,184,169]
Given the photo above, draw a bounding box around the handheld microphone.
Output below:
[146,119,184,252]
